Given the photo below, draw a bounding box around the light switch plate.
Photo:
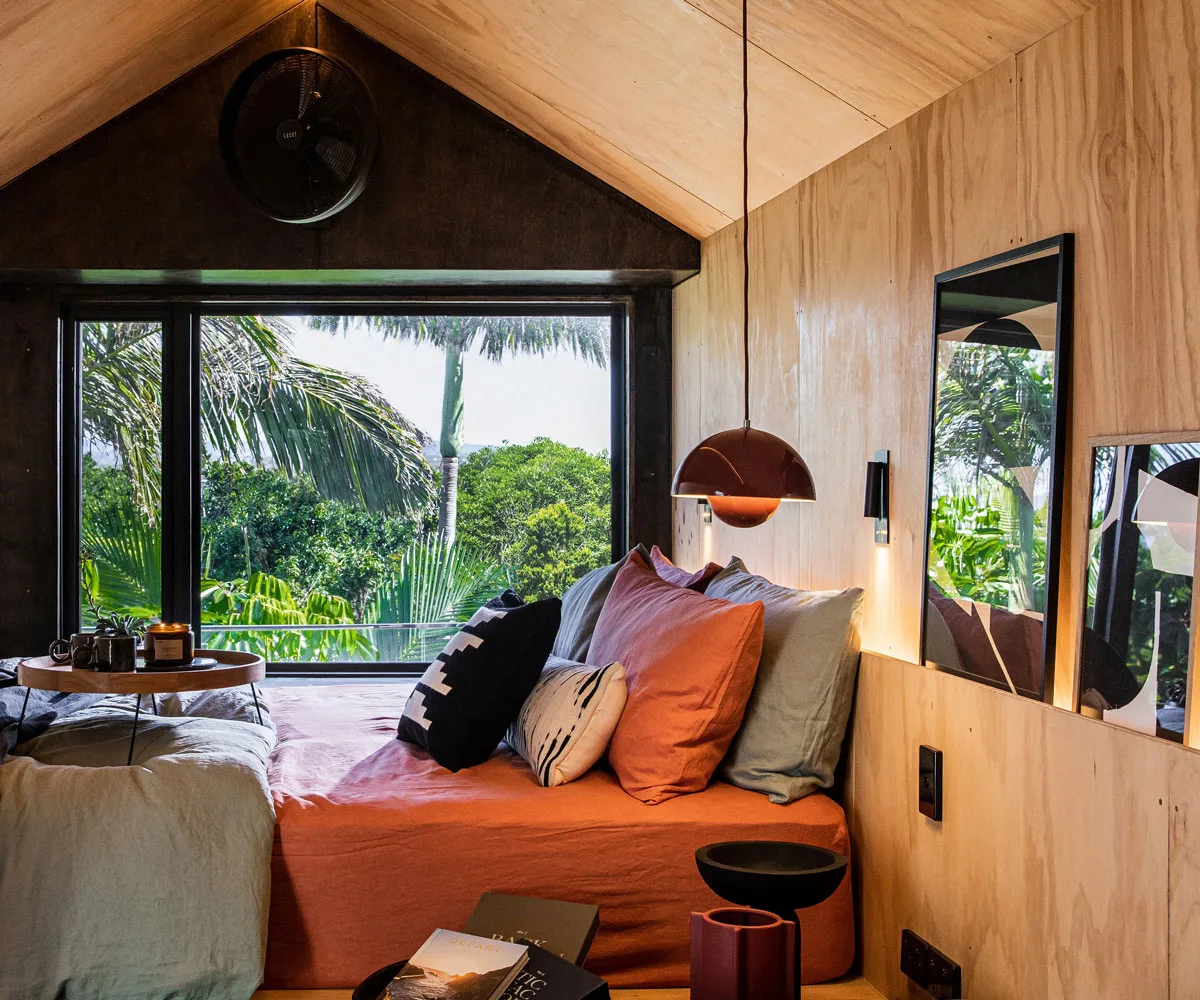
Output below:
[919,744,942,821]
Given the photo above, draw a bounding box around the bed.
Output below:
[263,684,855,989]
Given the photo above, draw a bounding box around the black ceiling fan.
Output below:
[220,47,378,224]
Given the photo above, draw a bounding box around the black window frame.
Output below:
[63,296,630,676]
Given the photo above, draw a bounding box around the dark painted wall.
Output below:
[0,4,689,652]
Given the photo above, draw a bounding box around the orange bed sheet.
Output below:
[263,685,854,989]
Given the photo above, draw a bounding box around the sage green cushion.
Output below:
[707,557,863,803]
[553,544,649,662]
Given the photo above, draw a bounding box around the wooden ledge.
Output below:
[253,978,883,999]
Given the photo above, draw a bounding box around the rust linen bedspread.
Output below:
[264,684,854,989]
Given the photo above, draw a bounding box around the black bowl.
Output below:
[353,959,407,1000]
[696,840,848,914]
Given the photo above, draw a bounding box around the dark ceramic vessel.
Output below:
[695,841,848,1000]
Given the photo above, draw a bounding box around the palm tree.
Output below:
[82,317,434,519]
[933,344,1055,610]
[312,315,609,545]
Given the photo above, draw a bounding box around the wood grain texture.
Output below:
[323,0,882,235]
[0,1,1096,237]
[0,0,298,189]
[18,652,265,694]
[672,0,1200,992]
[687,0,1091,126]
[0,5,698,276]
[851,654,1186,999]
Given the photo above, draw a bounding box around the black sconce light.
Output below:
[864,450,889,544]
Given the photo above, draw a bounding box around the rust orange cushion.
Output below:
[590,551,765,804]
[650,544,723,592]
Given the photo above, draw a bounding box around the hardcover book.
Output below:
[497,942,609,1000]
[464,893,600,965]
[384,928,528,1000]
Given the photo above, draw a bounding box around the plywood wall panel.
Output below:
[672,0,1200,994]
[852,654,1176,1000]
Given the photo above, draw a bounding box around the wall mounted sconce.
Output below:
[864,450,890,544]
[697,498,713,524]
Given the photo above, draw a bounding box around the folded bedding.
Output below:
[0,657,104,760]
[0,690,276,1000]
[263,684,854,990]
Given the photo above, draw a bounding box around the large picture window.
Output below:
[67,305,623,673]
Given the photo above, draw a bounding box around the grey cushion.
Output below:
[553,544,649,661]
[707,558,863,804]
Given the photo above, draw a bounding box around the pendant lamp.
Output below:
[670,0,816,528]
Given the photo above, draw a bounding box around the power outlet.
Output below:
[900,929,962,998]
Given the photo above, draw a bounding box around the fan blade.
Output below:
[312,135,357,184]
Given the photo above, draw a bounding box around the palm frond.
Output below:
[311,314,610,366]
[366,538,508,659]
[201,327,434,515]
[81,506,162,615]
[79,317,434,517]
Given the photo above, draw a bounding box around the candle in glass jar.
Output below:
[145,623,195,666]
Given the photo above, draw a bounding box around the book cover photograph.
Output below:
[385,929,528,1000]
[464,893,601,965]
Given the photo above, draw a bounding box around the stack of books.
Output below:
[378,894,608,1000]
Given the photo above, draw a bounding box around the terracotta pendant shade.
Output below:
[669,0,816,529]
[672,426,816,528]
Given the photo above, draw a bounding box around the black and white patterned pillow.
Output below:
[506,656,628,786]
[397,593,561,772]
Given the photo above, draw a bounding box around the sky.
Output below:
[288,317,612,454]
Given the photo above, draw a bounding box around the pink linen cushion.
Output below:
[649,544,723,592]
[589,551,764,804]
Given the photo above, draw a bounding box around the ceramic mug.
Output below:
[48,637,72,664]
[69,632,96,668]
[94,635,137,673]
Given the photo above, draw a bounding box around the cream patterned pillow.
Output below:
[506,656,627,787]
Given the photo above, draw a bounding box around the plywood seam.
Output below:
[677,0,888,128]
[323,0,735,230]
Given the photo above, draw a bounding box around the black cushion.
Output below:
[397,593,562,772]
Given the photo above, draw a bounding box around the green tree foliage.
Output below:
[82,317,434,518]
[457,438,611,598]
[513,502,610,600]
[201,462,434,617]
[311,315,609,544]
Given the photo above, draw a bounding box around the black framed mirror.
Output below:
[920,234,1074,700]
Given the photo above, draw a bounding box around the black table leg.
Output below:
[249,684,263,726]
[14,687,31,746]
[127,695,142,766]
[771,909,802,1000]
[151,693,158,715]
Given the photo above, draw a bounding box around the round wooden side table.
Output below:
[15,650,266,764]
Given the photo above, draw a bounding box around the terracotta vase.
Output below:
[690,906,795,1000]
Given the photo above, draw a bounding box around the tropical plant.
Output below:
[83,576,147,638]
[201,461,430,617]
[82,503,162,619]
[365,539,509,660]
[933,344,1054,610]
[202,571,375,662]
[81,317,435,519]
[313,315,609,544]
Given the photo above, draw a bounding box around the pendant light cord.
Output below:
[741,0,751,430]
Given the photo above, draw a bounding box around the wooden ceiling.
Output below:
[0,0,1094,238]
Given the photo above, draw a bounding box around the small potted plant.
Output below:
[84,584,146,672]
